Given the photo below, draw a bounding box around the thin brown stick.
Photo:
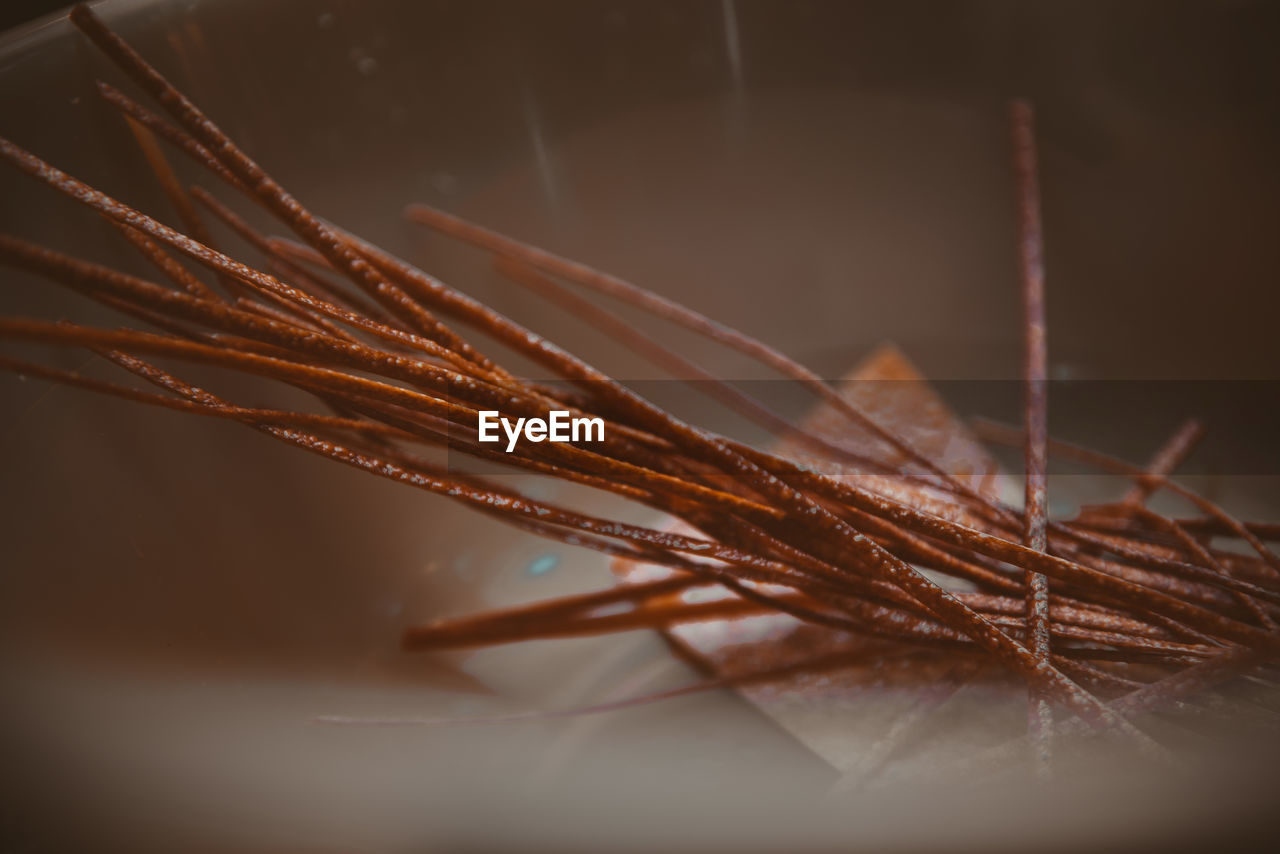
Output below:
[1011,98,1053,769]
[1123,419,1205,506]
[118,114,233,299]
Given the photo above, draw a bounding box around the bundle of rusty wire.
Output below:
[2,5,1278,771]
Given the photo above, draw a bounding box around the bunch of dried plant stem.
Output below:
[1,4,1278,774]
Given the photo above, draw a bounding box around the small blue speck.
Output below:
[525,554,560,577]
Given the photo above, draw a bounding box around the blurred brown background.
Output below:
[1,2,1278,851]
